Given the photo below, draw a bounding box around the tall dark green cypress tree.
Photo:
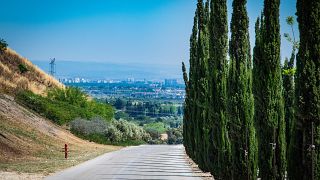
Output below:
[206,1,215,172]
[253,0,286,179]
[282,54,295,152]
[186,9,199,160]
[194,0,209,169]
[253,16,262,138]
[182,62,190,155]
[208,0,232,178]
[228,0,257,179]
[201,0,211,171]
[289,0,320,179]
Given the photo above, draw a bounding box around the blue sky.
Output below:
[0,0,297,68]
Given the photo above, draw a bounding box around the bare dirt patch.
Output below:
[0,171,45,180]
[183,149,214,180]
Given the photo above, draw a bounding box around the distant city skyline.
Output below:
[1,0,297,68]
[33,60,183,80]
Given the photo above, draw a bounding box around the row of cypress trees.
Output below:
[182,0,320,179]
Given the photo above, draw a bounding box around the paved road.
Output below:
[46,145,210,180]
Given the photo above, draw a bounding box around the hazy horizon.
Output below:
[1,0,297,69]
[33,60,183,80]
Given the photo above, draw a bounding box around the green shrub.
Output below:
[167,127,183,144]
[0,38,8,54]
[18,64,29,74]
[114,120,150,142]
[16,89,114,125]
[69,118,150,145]
[145,128,161,140]
[47,87,88,107]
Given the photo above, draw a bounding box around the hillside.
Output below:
[0,93,120,174]
[0,48,64,95]
[0,49,121,178]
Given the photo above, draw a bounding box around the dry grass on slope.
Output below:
[0,94,121,175]
[0,48,64,95]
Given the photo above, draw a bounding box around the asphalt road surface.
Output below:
[46,145,211,180]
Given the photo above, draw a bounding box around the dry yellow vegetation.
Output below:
[0,48,64,95]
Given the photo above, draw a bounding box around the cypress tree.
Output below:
[228,0,257,179]
[289,0,320,179]
[206,1,215,172]
[282,53,295,152]
[194,0,209,168]
[200,0,211,171]
[208,0,232,178]
[182,62,190,155]
[253,0,286,179]
[186,9,199,160]
[253,16,262,131]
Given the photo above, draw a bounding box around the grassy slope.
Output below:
[0,49,121,175]
[0,48,64,95]
[0,93,121,174]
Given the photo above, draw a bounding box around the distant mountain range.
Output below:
[32,60,183,80]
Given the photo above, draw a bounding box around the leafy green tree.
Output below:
[288,0,320,179]
[228,0,257,179]
[253,0,286,178]
[114,98,125,109]
[283,16,299,50]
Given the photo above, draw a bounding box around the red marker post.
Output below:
[64,144,68,159]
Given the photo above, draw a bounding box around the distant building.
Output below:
[74,78,80,83]
[127,77,135,83]
[164,79,178,87]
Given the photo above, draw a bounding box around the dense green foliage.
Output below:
[70,117,150,145]
[110,96,183,144]
[289,0,320,179]
[17,87,154,146]
[227,0,257,179]
[195,0,209,171]
[183,10,197,160]
[167,127,183,145]
[16,88,114,125]
[208,0,232,178]
[183,0,232,178]
[111,98,183,118]
[253,0,286,178]
[182,0,320,179]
